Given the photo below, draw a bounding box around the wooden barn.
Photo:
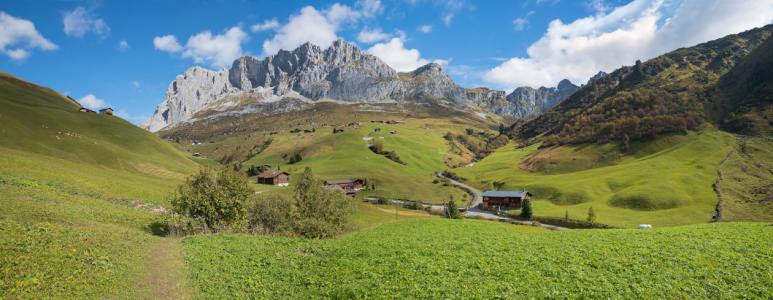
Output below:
[481,190,532,209]
[78,108,96,113]
[258,164,271,172]
[257,172,290,186]
[324,178,364,190]
[99,108,113,115]
[375,128,381,132]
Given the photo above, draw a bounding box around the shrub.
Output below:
[444,199,462,219]
[531,221,542,227]
[293,167,357,238]
[587,206,597,223]
[246,193,295,236]
[169,164,252,233]
[371,140,384,154]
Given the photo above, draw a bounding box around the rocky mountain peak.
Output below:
[557,79,578,91]
[587,71,608,84]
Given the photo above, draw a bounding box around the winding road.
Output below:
[438,175,571,231]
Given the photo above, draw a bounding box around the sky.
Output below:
[1,0,773,125]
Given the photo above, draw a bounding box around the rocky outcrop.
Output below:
[587,71,608,84]
[142,40,592,132]
[491,79,580,118]
[141,67,233,132]
[142,40,479,132]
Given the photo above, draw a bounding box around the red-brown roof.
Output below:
[257,172,289,178]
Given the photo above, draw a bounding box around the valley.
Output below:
[2,16,773,300]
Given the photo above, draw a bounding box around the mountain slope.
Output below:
[514,24,773,147]
[718,30,773,137]
[142,40,591,133]
[0,70,198,198]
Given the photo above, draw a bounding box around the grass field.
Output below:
[189,118,479,204]
[181,219,773,299]
[0,71,199,298]
[718,136,773,222]
[456,128,738,228]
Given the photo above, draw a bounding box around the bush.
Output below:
[293,167,357,238]
[371,140,384,154]
[587,206,597,223]
[246,193,295,236]
[444,199,462,219]
[531,221,542,227]
[169,164,252,233]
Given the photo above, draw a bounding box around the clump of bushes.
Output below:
[160,165,357,239]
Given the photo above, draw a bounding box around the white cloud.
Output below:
[153,35,183,53]
[417,25,434,33]
[251,19,280,32]
[513,18,529,31]
[484,0,773,90]
[78,94,106,110]
[130,81,140,87]
[114,109,150,123]
[63,7,110,39]
[155,27,250,69]
[366,36,445,72]
[513,11,535,31]
[181,27,249,69]
[261,2,381,56]
[442,14,454,25]
[118,40,130,51]
[0,12,58,61]
[406,0,468,25]
[357,27,392,43]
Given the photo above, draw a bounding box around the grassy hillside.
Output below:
[0,71,200,298]
[178,114,496,204]
[456,128,738,228]
[182,219,773,299]
[718,28,773,137]
[514,24,773,147]
[718,136,773,221]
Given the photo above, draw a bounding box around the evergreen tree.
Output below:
[499,123,505,135]
[565,210,569,220]
[444,198,462,219]
[587,206,597,223]
[520,198,533,219]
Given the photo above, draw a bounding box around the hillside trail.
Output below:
[136,237,196,299]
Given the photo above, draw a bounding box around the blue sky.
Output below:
[1,0,772,125]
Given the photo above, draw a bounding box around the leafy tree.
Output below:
[293,167,357,238]
[587,206,597,223]
[444,198,462,219]
[520,198,533,219]
[371,140,384,154]
[170,164,252,231]
[444,132,454,141]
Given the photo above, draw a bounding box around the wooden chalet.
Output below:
[258,164,272,172]
[390,131,396,134]
[257,172,290,186]
[192,153,201,157]
[344,189,357,197]
[99,108,113,115]
[78,108,96,113]
[324,178,364,190]
[335,129,344,133]
[375,128,381,132]
[481,190,532,209]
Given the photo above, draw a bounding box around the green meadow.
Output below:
[181,219,773,299]
[456,128,735,228]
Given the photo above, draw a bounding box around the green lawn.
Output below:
[181,219,773,299]
[456,129,736,228]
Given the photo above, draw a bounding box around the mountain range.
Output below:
[141,40,598,132]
